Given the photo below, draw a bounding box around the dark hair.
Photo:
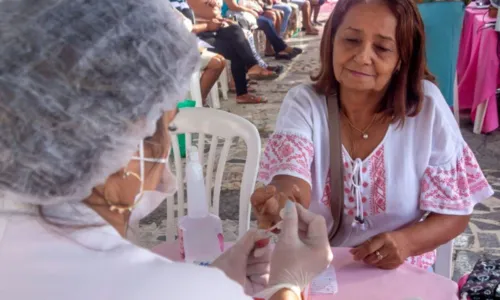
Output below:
[312,0,436,123]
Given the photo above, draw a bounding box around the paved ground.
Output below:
[140,9,500,281]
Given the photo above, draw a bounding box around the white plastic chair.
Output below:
[189,69,227,109]
[434,240,454,278]
[165,107,261,241]
[189,70,203,107]
[209,83,220,109]
[218,66,229,102]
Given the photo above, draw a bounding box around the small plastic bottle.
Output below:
[178,147,224,266]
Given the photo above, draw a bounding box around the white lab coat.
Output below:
[0,199,252,300]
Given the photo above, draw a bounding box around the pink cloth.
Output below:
[457,5,500,133]
[152,243,459,300]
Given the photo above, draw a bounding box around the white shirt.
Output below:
[258,81,493,270]
[0,199,251,300]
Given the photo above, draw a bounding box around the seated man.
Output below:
[221,0,302,60]
[187,0,278,104]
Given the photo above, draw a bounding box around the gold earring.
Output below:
[105,169,143,214]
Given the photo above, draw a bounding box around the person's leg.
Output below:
[257,16,287,55]
[272,4,292,36]
[200,52,226,102]
[299,0,319,35]
[229,59,248,96]
[242,29,268,68]
[230,59,267,104]
[312,4,320,24]
[311,0,324,24]
[215,25,260,69]
[210,26,276,95]
[262,11,276,55]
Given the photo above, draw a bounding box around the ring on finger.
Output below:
[375,250,384,261]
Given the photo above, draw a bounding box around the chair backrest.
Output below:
[165,107,261,241]
[434,240,454,278]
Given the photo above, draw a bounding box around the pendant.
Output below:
[362,133,369,140]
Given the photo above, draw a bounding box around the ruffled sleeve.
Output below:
[419,81,493,215]
[257,85,315,186]
[420,144,493,215]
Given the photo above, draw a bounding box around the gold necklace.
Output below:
[342,112,377,140]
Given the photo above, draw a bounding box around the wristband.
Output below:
[253,284,302,300]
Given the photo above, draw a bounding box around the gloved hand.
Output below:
[268,200,333,291]
[211,229,271,296]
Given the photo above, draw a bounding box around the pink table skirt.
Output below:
[152,243,459,300]
[457,4,500,133]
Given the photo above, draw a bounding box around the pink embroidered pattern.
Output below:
[321,173,332,207]
[320,148,387,216]
[257,132,314,183]
[369,146,387,215]
[420,145,490,212]
[406,250,437,270]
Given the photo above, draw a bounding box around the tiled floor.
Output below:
[140,8,500,281]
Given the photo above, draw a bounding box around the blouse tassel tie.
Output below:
[351,158,366,231]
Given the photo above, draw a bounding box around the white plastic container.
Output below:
[178,146,224,266]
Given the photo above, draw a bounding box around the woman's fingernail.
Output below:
[285,200,294,215]
[293,185,300,192]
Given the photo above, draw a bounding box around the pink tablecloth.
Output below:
[152,243,459,300]
[457,4,500,133]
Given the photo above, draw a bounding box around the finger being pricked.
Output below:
[251,185,277,208]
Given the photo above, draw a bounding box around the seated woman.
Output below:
[200,0,285,74]
[186,0,278,104]
[251,0,493,271]
[174,7,227,105]
[221,0,302,60]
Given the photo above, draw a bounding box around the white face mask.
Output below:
[126,140,177,243]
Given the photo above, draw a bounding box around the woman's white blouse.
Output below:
[0,199,251,300]
[258,81,493,270]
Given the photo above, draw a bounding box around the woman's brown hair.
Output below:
[312,0,436,123]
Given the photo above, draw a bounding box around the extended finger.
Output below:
[251,238,272,259]
[251,186,277,207]
[352,236,385,261]
[246,261,271,277]
[261,196,280,216]
[248,273,269,287]
[236,229,261,257]
[279,200,299,243]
